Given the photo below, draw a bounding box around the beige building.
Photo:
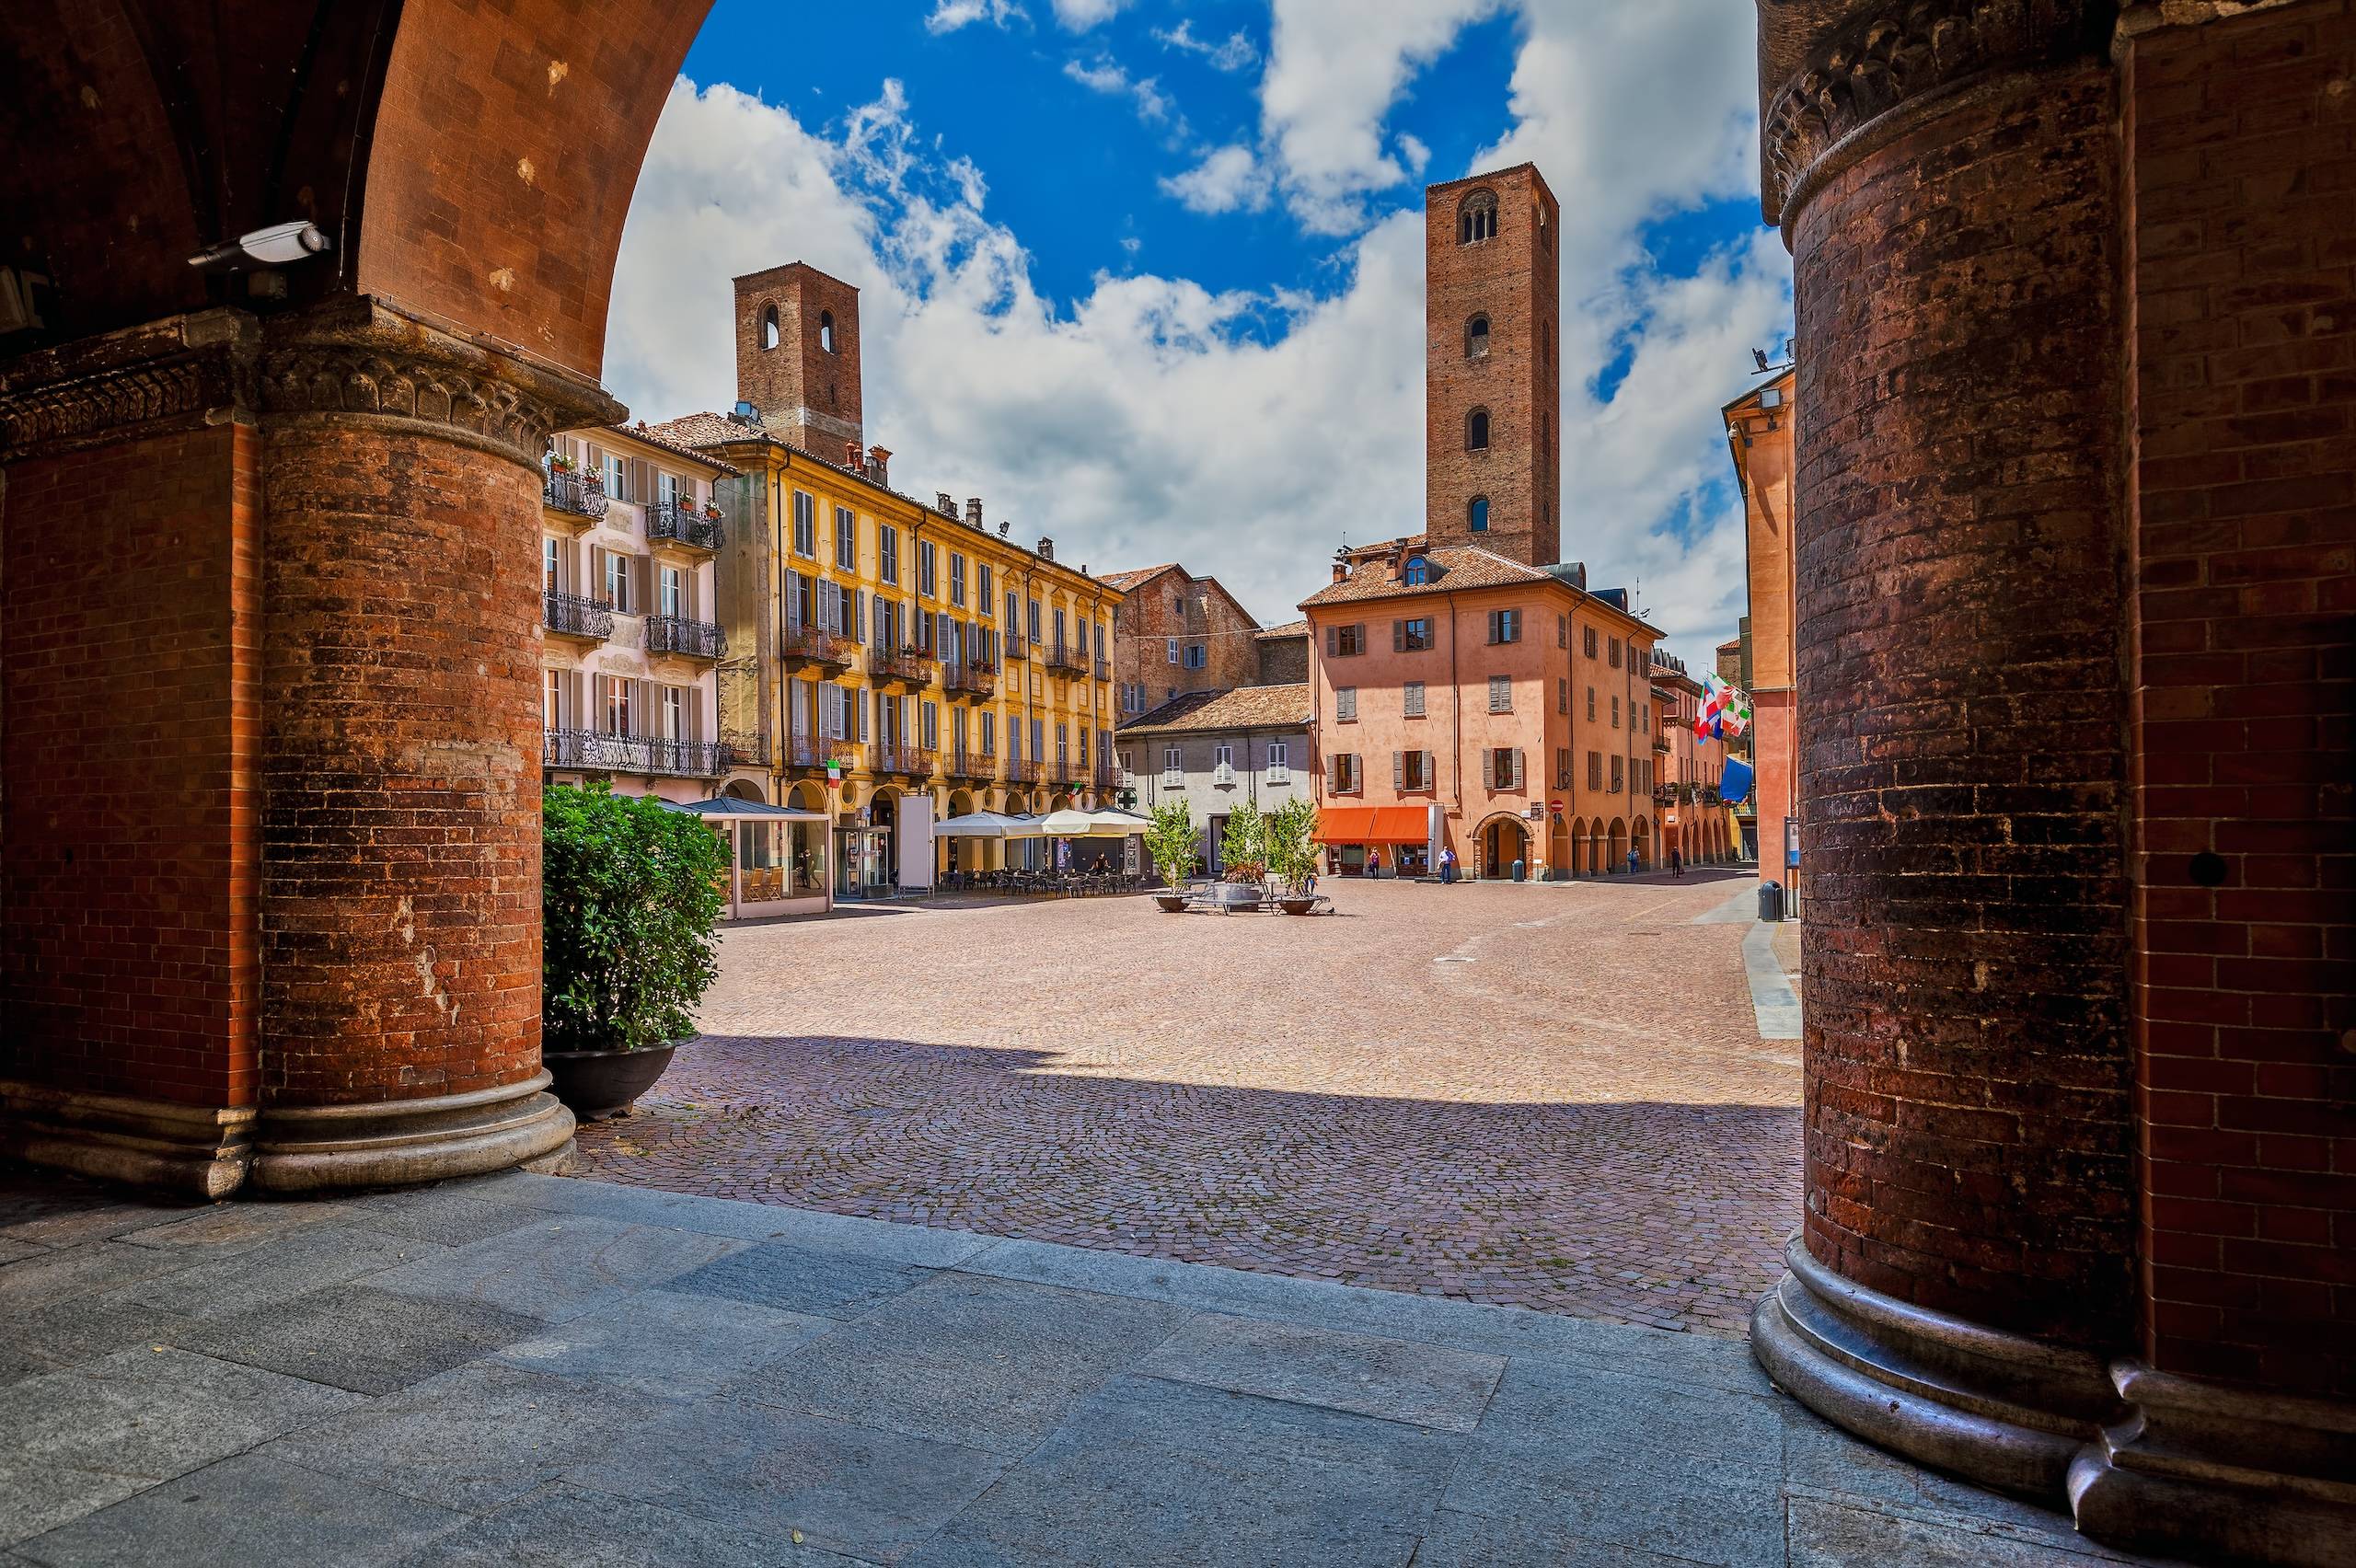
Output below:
[539,424,735,806]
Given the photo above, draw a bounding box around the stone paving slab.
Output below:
[0,1166,2178,1566]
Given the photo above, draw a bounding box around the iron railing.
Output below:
[542,729,728,777]
[944,663,996,698]
[647,498,723,550]
[870,648,934,685]
[1093,658,1111,681]
[1045,643,1088,676]
[543,590,614,640]
[542,471,608,521]
[1093,763,1117,790]
[780,627,851,666]
[645,616,725,658]
[950,748,995,780]
[872,743,937,776]
[1007,757,1044,784]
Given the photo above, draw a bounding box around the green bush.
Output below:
[1145,799,1197,891]
[1221,800,1267,884]
[543,784,727,1053]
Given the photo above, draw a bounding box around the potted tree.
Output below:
[1146,800,1197,912]
[541,784,726,1119]
[1220,801,1267,911]
[1267,797,1322,914]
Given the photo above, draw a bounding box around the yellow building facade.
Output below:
[652,411,1120,897]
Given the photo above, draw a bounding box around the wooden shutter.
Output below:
[1352,623,1366,653]
[1325,754,1338,793]
[1513,748,1524,789]
[1323,626,1336,656]
[1423,750,1436,789]
[1482,751,1495,790]
[1392,621,1403,652]
[629,457,650,504]
[1392,751,1403,790]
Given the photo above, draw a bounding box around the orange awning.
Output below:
[1313,806,1428,845]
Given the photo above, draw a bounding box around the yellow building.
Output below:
[650,263,1120,896]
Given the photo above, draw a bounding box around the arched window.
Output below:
[760,304,780,350]
[1403,556,1431,586]
[820,310,837,353]
[1466,315,1490,358]
[1458,190,1497,245]
[1468,497,1490,534]
[1467,408,1490,451]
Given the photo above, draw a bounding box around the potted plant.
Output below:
[1220,801,1267,910]
[1266,797,1322,914]
[541,783,726,1119]
[549,453,575,474]
[1145,799,1197,912]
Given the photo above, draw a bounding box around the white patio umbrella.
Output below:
[935,810,1043,839]
[1083,808,1149,834]
[1036,807,1100,836]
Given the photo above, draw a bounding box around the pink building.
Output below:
[1300,541,1663,879]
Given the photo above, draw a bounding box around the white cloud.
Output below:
[1062,55,1184,134]
[1395,132,1429,178]
[1153,20,1260,72]
[1049,0,1128,30]
[606,1,1790,669]
[924,0,1027,35]
[1158,144,1273,214]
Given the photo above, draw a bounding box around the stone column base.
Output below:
[1754,1234,2356,1565]
[0,1081,255,1200]
[248,1073,576,1193]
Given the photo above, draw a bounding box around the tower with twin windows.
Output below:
[733,261,864,457]
[1424,164,1561,568]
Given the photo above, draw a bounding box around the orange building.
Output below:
[1725,368,1796,895]
[1647,651,1734,866]
[1300,541,1663,879]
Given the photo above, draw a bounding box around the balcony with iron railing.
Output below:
[1002,632,1030,661]
[1653,734,1671,754]
[1007,757,1044,785]
[780,627,852,668]
[1045,642,1088,677]
[1093,658,1111,681]
[944,662,997,698]
[647,497,723,551]
[950,748,996,781]
[542,729,729,778]
[541,469,608,525]
[869,646,937,686]
[543,590,614,641]
[1093,762,1117,790]
[646,615,725,659]
[872,743,937,777]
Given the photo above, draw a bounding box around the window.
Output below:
[1467,409,1490,451]
[982,711,996,755]
[1556,677,1567,715]
[1587,686,1596,721]
[1556,615,1567,649]
[603,674,632,735]
[835,506,855,569]
[1403,555,1431,586]
[761,304,780,350]
[978,563,994,604]
[1166,638,1180,664]
[1612,696,1621,728]
[1458,189,1496,245]
[661,564,683,618]
[1487,607,1519,645]
[1469,497,1490,534]
[1268,741,1288,778]
[1485,747,1522,790]
[1028,599,1043,642]
[1395,617,1434,651]
[1609,636,1623,669]
[1488,675,1512,714]
[1054,607,1067,653]
[1327,623,1366,657]
[544,669,563,730]
[1466,315,1490,358]
[1555,746,1571,788]
[1611,755,1625,792]
[1584,626,1598,658]
[792,490,815,558]
[1057,723,1070,765]
[1403,681,1426,719]
[542,536,560,593]
[606,454,627,501]
[880,525,898,584]
[1588,751,1602,790]
[1398,750,1432,791]
[663,686,687,741]
[819,310,836,352]
[604,551,632,613]
[1184,643,1207,670]
[1215,743,1233,769]
[657,470,678,506]
[918,539,936,596]
[1335,686,1357,721]
[1163,744,1183,776]
[949,552,966,606]
[1331,753,1361,793]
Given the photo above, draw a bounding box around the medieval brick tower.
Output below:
[1424,164,1560,568]
[733,261,863,456]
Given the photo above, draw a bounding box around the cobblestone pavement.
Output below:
[574,871,1801,1336]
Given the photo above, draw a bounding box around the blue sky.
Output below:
[610,0,1792,667]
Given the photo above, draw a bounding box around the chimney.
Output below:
[867,445,891,484]
[964,498,983,530]
[1037,536,1055,560]
[936,492,955,516]
[1332,560,1348,583]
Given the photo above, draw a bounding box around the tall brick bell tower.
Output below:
[1425,164,1560,568]
[733,261,863,455]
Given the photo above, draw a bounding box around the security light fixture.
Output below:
[187,220,330,273]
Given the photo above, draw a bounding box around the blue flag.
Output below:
[1719,756,1754,806]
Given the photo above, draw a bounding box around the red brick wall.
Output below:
[2123,0,2356,1397]
[1425,166,1561,569]
[733,262,864,455]
[1794,62,2137,1347]
[1113,571,1259,715]
[259,429,544,1105]
[2,424,260,1108]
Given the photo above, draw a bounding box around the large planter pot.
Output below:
[1278,896,1315,916]
[544,1043,679,1121]
[1154,894,1188,913]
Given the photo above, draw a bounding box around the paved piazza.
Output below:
[574,871,1799,1336]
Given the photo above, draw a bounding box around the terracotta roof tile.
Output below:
[1298,543,1549,608]
[608,421,741,474]
[1117,683,1311,735]
[1255,619,1309,640]
[1101,564,1179,592]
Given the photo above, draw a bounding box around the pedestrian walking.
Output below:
[1625,847,1640,876]
[1439,846,1458,885]
[1670,847,1683,878]
[1367,847,1382,880]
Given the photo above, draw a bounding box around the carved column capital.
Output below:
[0,309,261,460]
[260,296,624,470]
[1759,0,2116,230]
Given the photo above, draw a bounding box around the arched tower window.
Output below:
[1458,190,1497,245]
[1468,497,1490,534]
[1466,408,1491,451]
[1403,556,1432,586]
[760,304,780,350]
[820,310,837,353]
[1466,315,1490,358]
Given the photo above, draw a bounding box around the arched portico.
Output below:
[1475,813,1530,880]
